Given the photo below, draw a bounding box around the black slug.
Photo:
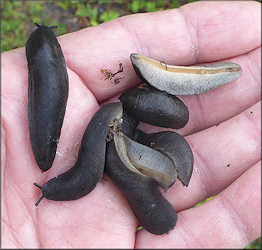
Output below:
[111,116,177,191]
[26,23,69,171]
[119,84,189,129]
[34,102,123,205]
[105,139,177,235]
[120,111,138,139]
[134,130,194,186]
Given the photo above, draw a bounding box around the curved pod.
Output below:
[131,53,242,95]
[26,23,69,171]
[119,84,189,129]
[34,102,123,205]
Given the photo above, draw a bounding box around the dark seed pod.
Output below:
[135,130,194,186]
[34,102,123,205]
[26,23,69,171]
[119,84,189,129]
[105,139,177,235]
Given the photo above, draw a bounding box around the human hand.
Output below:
[2,1,261,248]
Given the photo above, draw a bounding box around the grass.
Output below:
[1,0,198,52]
[1,1,261,248]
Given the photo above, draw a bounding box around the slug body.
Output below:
[130,53,242,95]
[121,111,138,139]
[119,84,189,129]
[105,139,177,235]
[34,102,123,204]
[26,24,69,171]
[135,130,194,186]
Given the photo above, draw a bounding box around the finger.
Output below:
[178,47,261,135]
[162,101,260,212]
[135,162,261,248]
[58,1,260,101]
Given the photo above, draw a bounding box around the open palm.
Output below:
[2,1,261,248]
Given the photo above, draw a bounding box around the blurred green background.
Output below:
[1,1,261,249]
[1,0,195,52]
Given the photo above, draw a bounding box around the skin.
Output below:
[1,1,261,248]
